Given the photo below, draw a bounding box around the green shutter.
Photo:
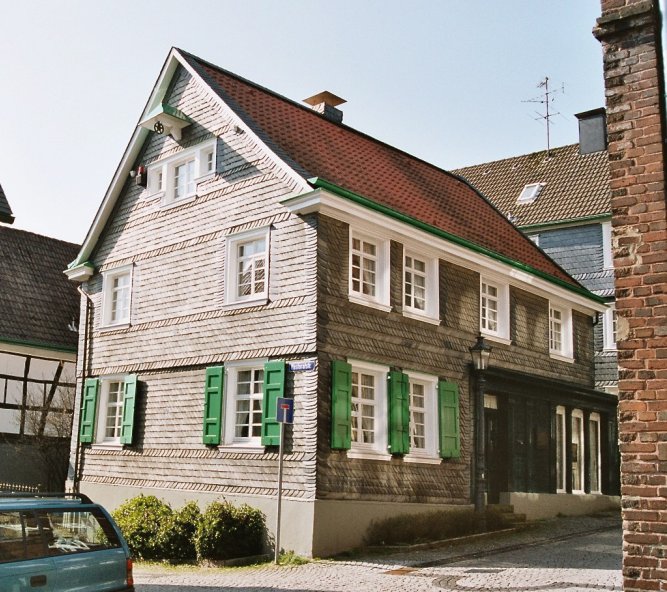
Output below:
[261,360,285,446]
[120,375,138,445]
[79,378,99,444]
[438,380,460,458]
[388,371,410,455]
[202,366,224,445]
[331,360,352,450]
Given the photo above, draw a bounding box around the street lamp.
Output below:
[469,333,492,529]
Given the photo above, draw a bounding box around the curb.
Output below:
[365,527,519,553]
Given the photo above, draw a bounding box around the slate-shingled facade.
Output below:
[453,116,618,394]
[65,48,619,556]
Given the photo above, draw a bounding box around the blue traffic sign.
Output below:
[276,397,294,424]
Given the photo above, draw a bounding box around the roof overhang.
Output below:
[282,178,607,315]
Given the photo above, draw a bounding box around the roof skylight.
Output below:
[517,182,545,204]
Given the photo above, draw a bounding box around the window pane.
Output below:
[236,238,267,298]
[0,511,26,562]
[234,368,264,441]
[104,381,124,440]
[46,509,121,555]
[351,371,377,445]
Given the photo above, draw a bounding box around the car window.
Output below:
[43,508,122,555]
[0,510,48,561]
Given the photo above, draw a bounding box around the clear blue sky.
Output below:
[0,0,604,244]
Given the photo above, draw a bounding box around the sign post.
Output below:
[274,397,293,564]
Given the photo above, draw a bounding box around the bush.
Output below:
[162,501,201,563]
[363,507,511,547]
[195,501,265,561]
[112,495,174,561]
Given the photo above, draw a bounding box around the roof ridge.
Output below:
[179,48,476,189]
[453,143,583,172]
[0,224,80,249]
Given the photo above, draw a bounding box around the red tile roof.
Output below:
[453,144,610,228]
[182,51,579,288]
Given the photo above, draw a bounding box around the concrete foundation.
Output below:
[499,492,620,520]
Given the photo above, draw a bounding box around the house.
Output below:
[453,109,618,395]
[0,183,80,490]
[595,1,667,590]
[64,48,619,557]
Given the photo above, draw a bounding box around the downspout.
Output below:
[72,285,93,493]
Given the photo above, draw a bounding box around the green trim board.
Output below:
[297,177,605,305]
[0,337,77,355]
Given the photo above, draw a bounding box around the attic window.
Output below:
[517,183,545,204]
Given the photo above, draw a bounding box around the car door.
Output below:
[45,508,129,592]
[0,510,54,592]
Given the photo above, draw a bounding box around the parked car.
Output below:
[0,492,133,591]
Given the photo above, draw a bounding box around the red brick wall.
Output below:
[595,1,667,590]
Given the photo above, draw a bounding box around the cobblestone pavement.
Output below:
[134,512,622,592]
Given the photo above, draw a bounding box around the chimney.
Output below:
[303,91,346,124]
[575,108,607,154]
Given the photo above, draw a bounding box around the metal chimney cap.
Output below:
[303,91,346,108]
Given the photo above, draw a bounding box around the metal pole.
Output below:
[475,370,487,531]
[274,421,285,564]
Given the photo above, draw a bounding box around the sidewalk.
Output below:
[134,511,622,592]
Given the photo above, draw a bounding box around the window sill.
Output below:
[480,332,511,346]
[222,297,269,311]
[162,194,197,210]
[403,454,442,464]
[348,295,391,313]
[90,443,123,450]
[217,445,265,453]
[402,310,440,325]
[347,449,391,461]
[99,322,131,332]
[195,172,216,183]
[144,190,165,201]
[549,352,575,364]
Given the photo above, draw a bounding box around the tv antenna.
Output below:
[523,76,564,157]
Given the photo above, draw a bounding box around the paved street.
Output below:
[134,513,622,591]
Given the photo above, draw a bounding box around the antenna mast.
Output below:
[523,76,563,157]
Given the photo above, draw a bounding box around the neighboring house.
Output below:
[0,184,80,490]
[64,48,619,557]
[453,110,618,395]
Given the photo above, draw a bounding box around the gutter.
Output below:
[304,177,606,305]
[72,286,93,493]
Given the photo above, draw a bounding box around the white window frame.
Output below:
[101,265,133,328]
[549,302,574,361]
[588,412,602,494]
[571,409,585,494]
[145,139,217,205]
[517,182,545,204]
[222,358,268,449]
[556,406,566,493]
[603,304,618,351]
[349,229,391,312]
[224,227,270,308]
[480,276,510,342]
[94,376,127,447]
[602,221,613,270]
[347,360,389,460]
[404,372,439,463]
[403,249,439,324]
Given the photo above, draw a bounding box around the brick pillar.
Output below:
[595,1,667,590]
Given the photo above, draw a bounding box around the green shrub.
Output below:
[364,507,511,547]
[112,495,174,561]
[162,501,201,563]
[195,501,265,561]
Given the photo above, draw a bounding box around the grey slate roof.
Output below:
[0,226,80,351]
[452,144,610,228]
[0,184,14,224]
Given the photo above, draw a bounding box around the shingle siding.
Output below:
[74,66,317,496]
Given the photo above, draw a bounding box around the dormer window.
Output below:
[517,182,545,204]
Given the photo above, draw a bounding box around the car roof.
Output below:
[0,493,94,510]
